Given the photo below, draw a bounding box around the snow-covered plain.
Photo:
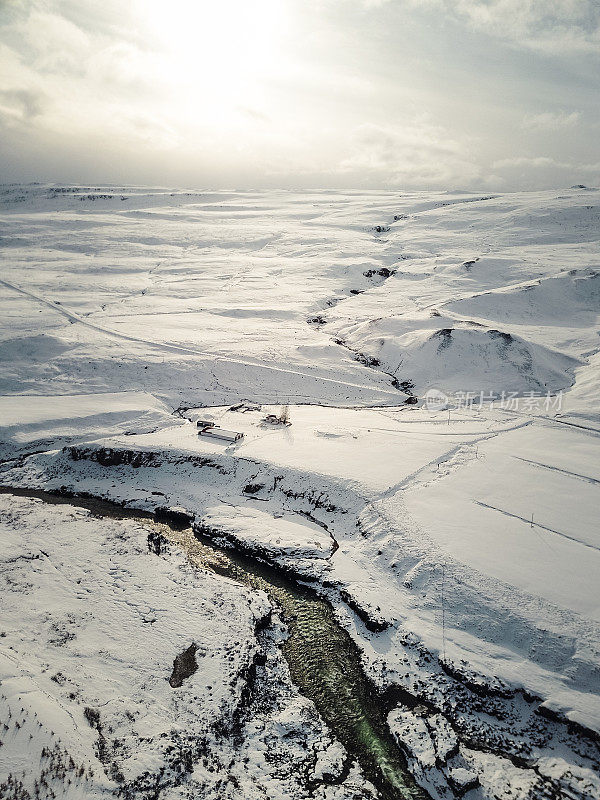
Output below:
[1,184,599,799]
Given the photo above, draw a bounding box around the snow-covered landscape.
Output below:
[1,184,599,799]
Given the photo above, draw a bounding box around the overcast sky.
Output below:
[1,0,599,190]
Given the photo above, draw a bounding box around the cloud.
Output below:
[0,0,597,189]
[491,155,600,188]
[19,9,91,74]
[406,0,600,54]
[522,111,581,129]
[237,106,271,124]
[0,2,173,147]
[339,121,483,188]
[493,155,573,169]
[0,88,44,122]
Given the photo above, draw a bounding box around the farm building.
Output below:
[198,426,244,443]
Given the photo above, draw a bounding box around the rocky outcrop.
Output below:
[169,643,200,688]
[154,506,195,527]
[339,588,390,633]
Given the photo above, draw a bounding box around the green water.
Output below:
[189,542,427,800]
[1,488,428,800]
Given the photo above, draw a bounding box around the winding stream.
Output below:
[1,487,428,800]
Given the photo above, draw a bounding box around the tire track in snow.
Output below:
[364,419,532,436]
[380,436,498,498]
[500,407,600,438]
[0,277,401,401]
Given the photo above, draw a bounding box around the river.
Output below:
[0,487,428,800]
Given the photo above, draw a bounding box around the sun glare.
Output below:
[140,0,286,123]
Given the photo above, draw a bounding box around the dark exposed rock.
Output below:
[278,486,338,514]
[354,352,381,368]
[435,329,453,351]
[193,522,322,582]
[64,445,229,475]
[488,329,513,343]
[536,704,600,745]
[340,589,389,633]
[66,445,160,468]
[147,530,169,555]
[83,707,101,728]
[439,660,514,700]
[363,267,396,279]
[169,644,199,688]
[154,506,195,527]
[243,483,264,494]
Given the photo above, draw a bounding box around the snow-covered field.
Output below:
[1,184,599,799]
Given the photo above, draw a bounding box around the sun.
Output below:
[139,0,286,121]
